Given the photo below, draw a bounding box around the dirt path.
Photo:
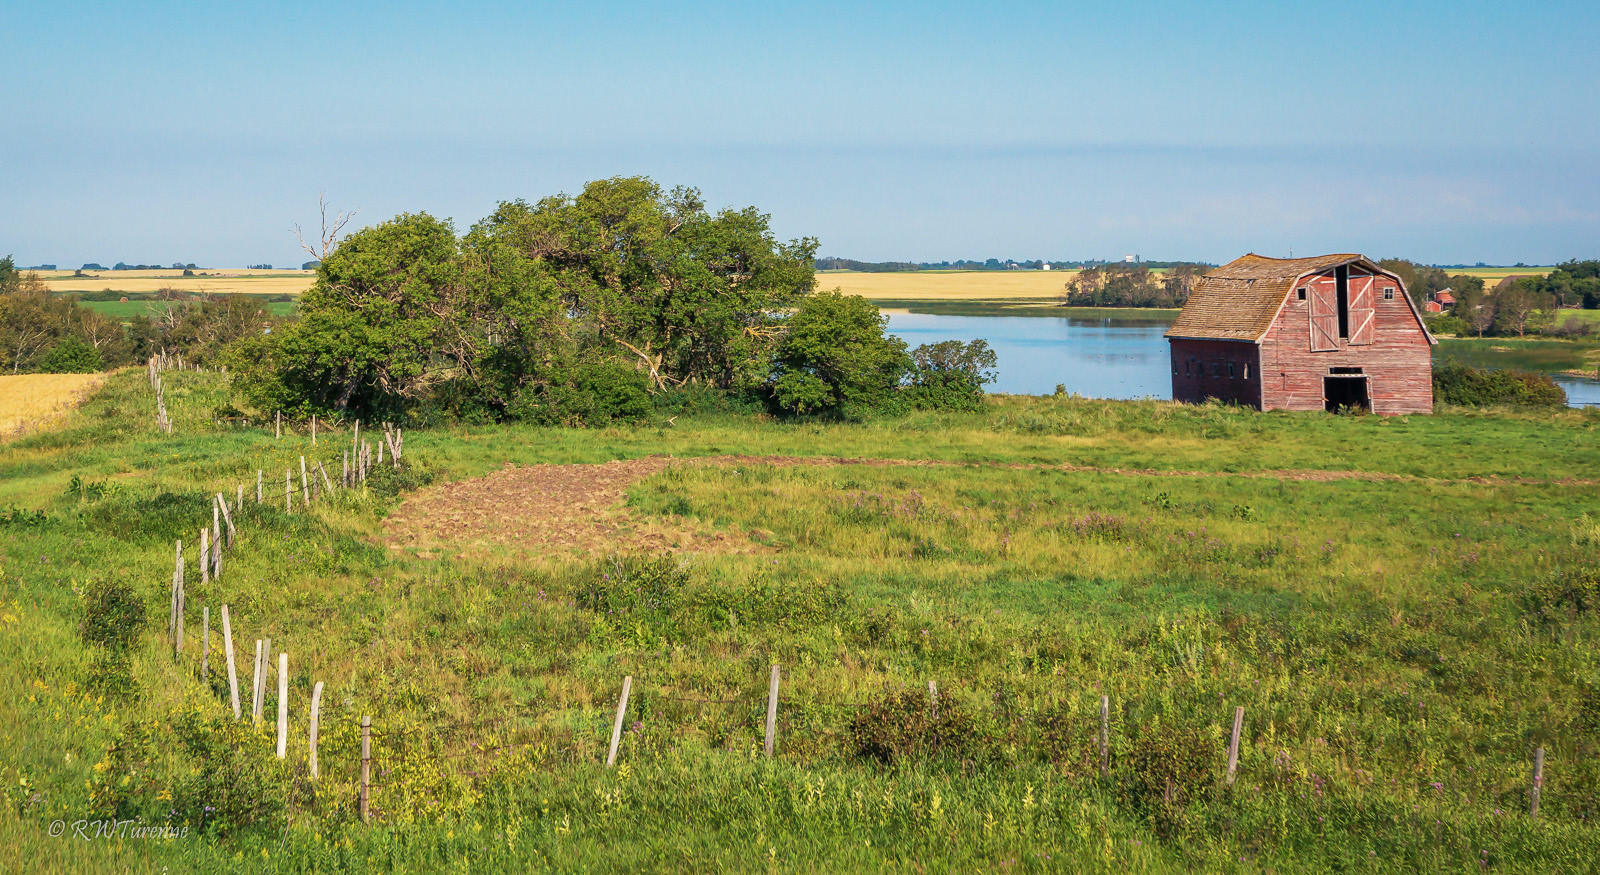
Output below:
[381,454,1595,558]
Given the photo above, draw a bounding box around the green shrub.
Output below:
[1122,719,1215,811]
[767,291,911,418]
[39,337,103,373]
[364,460,439,499]
[79,577,146,651]
[508,358,653,427]
[1433,362,1567,407]
[1036,702,1100,777]
[1522,567,1600,624]
[1424,314,1470,337]
[91,710,290,838]
[848,686,999,770]
[905,339,997,411]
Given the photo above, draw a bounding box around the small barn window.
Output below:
[1243,364,1251,379]
[1228,362,1236,378]
[1297,287,1307,300]
[1383,287,1395,300]
[1213,362,1221,377]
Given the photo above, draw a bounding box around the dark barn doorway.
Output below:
[1324,375,1370,412]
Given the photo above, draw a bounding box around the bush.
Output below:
[1433,362,1567,407]
[508,358,653,427]
[1424,314,1470,337]
[91,710,290,838]
[1123,719,1215,810]
[79,577,146,651]
[849,686,999,770]
[905,339,997,411]
[39,337,103,373]
[767,292,910,418]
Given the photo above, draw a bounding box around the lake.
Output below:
[885,311,1600,407]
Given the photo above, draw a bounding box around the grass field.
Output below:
[73,299,299,319]
[0,373,1597,871]
[0,372,109,439]
[38,269,315,297]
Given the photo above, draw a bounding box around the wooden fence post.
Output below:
[360,716,372,822]
[1226,706,1245,786]
[1099,695,1110,776]
[217,493,236,545]
[251,640,263,726]
[308,681,324,779]
[764,665,781,759]
[317,462,335,495]
[201,528,210,585]
[1531,747,1545,817]
[928,679,938,720]
[256,469,263,504]
[285,470,293,513]
[275,410,281,440]
[607,676,633,767]
[222,605,240,719]
[299,456,310,506]
[343,451,350,487]
[276,653,288,759]
[201,606,209,682]
[174,569,184,658]
[237,484,244,513]
[311,414,317,446]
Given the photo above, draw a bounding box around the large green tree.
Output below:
[477,177,818,390]
[233,213,461,417]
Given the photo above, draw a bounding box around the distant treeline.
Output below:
[817,257,1217,272]
[0,255,280,374]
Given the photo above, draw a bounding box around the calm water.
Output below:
[885,311,1600,407]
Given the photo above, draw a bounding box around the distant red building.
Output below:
[1165,253,1436,414]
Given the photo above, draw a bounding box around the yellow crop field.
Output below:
[37,269,315,296]
[817,270,1080,301]
[0,372,110,439]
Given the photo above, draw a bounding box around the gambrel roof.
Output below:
[1164,253,1432,343]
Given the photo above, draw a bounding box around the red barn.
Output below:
[1165,253,1436,414]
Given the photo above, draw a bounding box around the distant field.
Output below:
[1452,266,1553,284]
[818,269,1077,301]
[0,372,108,438]
[37,268,314,296]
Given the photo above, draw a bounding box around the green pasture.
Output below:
[1,372,1597,871]
[74,299,299,319]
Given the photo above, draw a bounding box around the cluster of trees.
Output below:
[234,177,994,425]
[1403,259,1600,338]
[1059,263,1210,308]
[0,255,277,374]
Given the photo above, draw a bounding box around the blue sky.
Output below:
[3,0,1596,267]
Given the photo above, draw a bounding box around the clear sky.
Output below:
[4,0,1596,267]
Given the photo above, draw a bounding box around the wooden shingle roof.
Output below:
[1164,253,1404,342]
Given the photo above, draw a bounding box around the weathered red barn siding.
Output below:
[1259,269,1433,414]
[1169,339,1261,406]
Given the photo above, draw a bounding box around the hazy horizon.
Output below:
[5,1,1596,269]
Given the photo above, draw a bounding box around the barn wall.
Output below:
[1260,270,1433,414]
[1169,339,1262,408]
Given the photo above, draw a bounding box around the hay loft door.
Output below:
[1309,275,1339,351]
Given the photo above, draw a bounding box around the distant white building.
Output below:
[1041,263,1051,270]
[1123,254,1136,263]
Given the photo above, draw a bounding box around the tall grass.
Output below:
[0,371,1596,870]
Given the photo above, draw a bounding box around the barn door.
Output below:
[1309,281,1339,351]
[1349,275,1375,345]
